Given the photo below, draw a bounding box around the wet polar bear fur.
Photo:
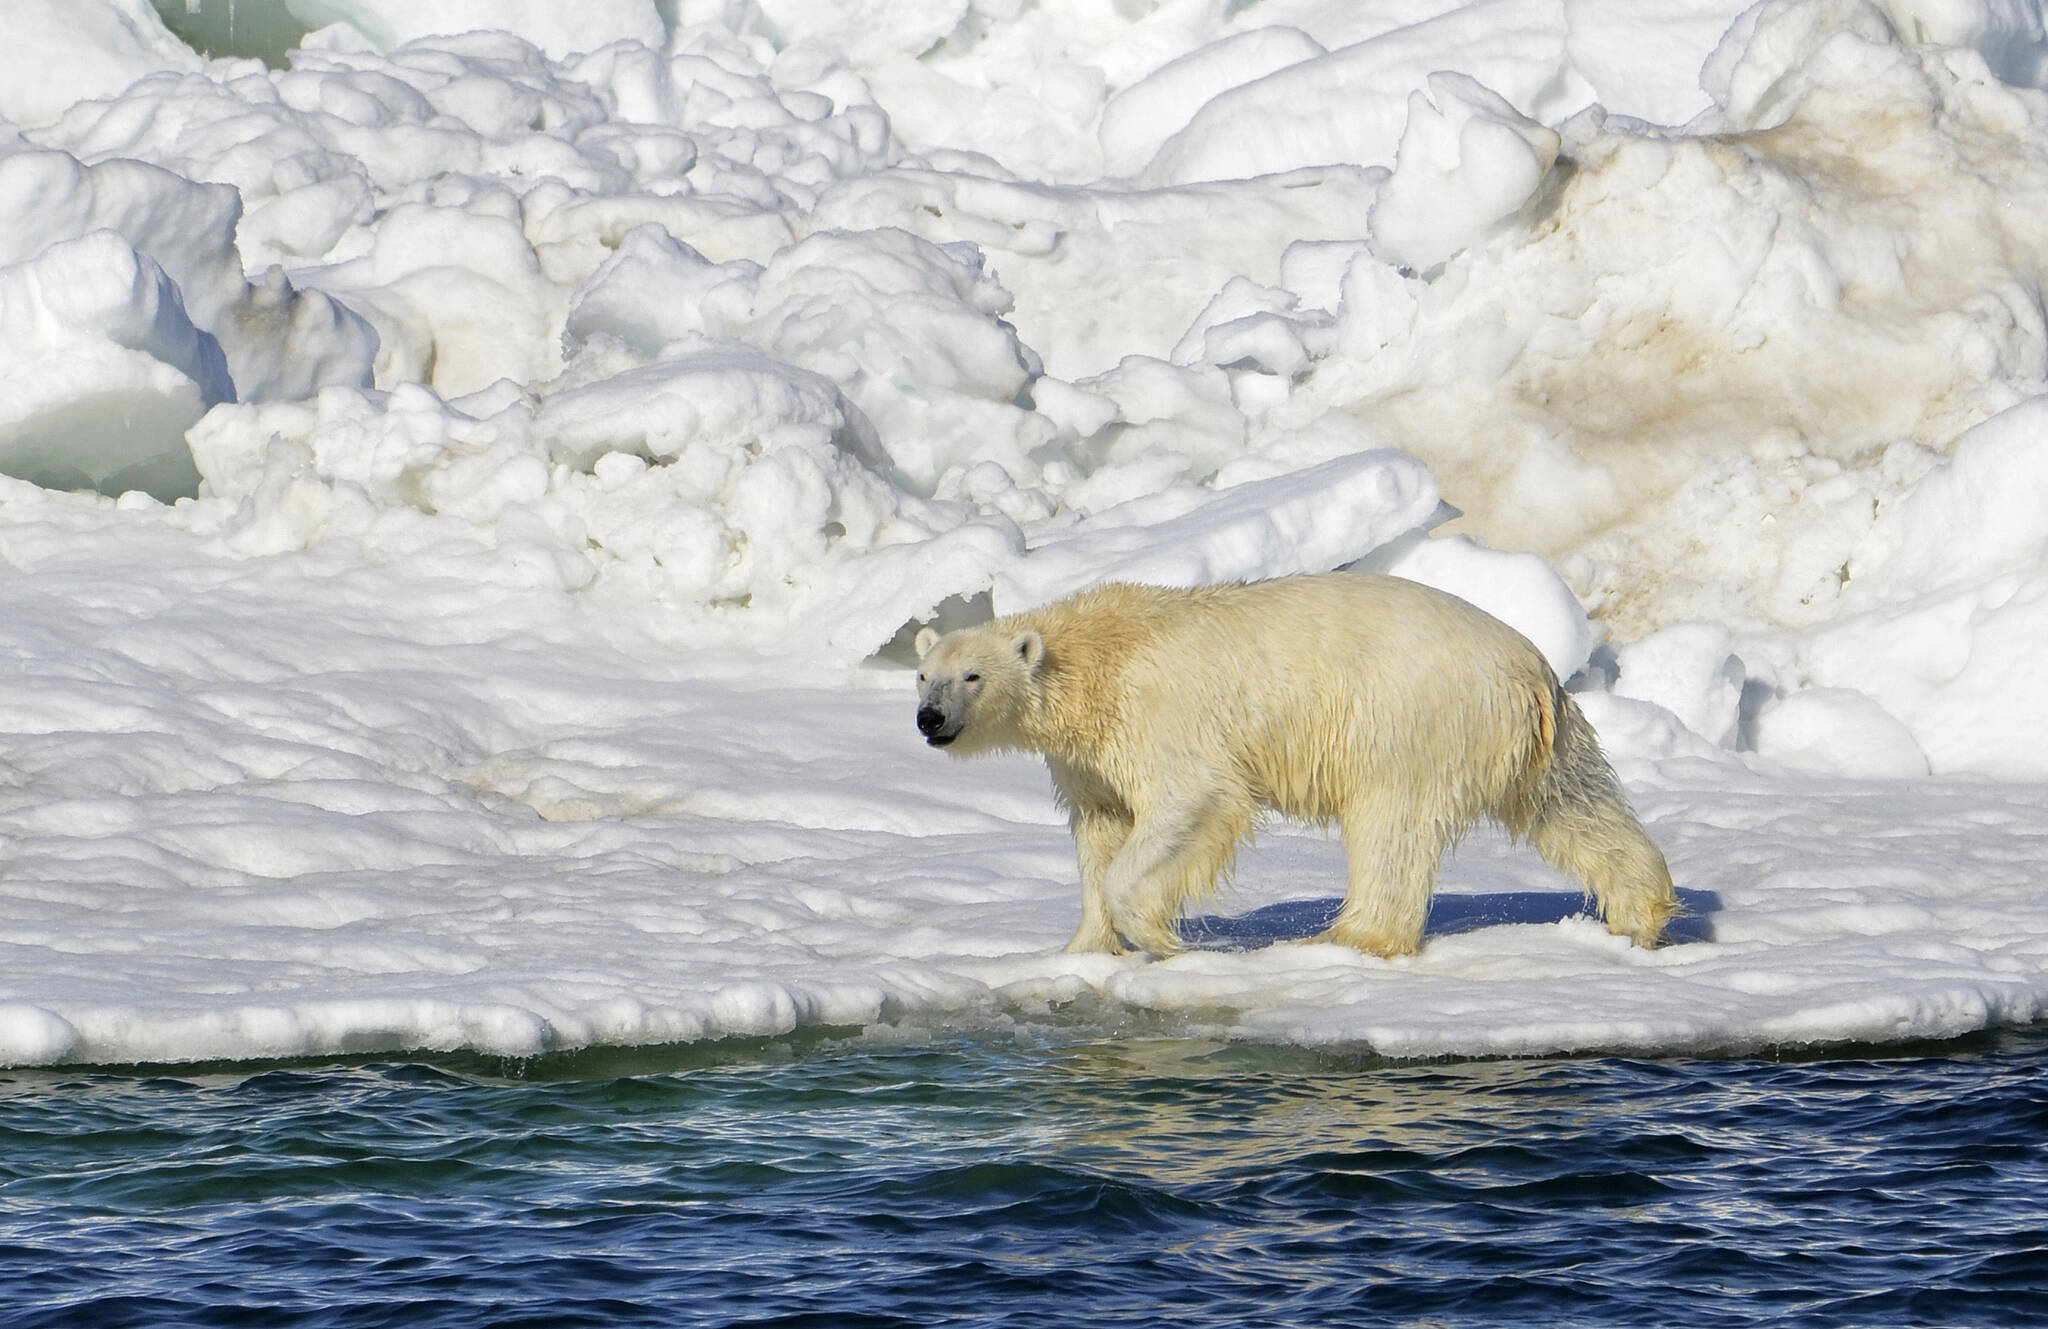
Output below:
[913,572,1675,958]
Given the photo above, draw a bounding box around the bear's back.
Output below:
[1054,573,1543,687]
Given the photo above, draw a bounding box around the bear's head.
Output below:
[913,622,1045,755]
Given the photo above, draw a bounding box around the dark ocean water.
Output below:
[4,1026,2047,1328]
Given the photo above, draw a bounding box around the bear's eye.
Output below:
[916,674,925,683]
[964,672,981,683]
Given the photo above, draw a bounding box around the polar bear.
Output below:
[913,572,1674,958]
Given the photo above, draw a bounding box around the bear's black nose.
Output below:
[916,705,945,736]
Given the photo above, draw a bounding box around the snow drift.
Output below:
[1,0,2046,1066]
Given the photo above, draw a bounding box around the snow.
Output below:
[1367,70,1563,275]
[1,0,2047,1066]
[0,232,227,499]
[1098,26,1327,180]
[0,0,202,131]
[1561,0,1755,126]
[0,149,377,498]
[1140,0,1591,188]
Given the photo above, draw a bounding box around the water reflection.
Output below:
[1029,1038,1627,1190]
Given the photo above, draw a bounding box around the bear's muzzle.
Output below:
[916,705,956,746]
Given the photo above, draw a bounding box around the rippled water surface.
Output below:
[5,1027,2047,1327]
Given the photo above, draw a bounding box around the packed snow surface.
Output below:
[2,0,2047,1066]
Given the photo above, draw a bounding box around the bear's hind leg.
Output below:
[1322,797,1450,958]
[1065,804,1133,954]
[1529,799,1675,948]
[1527,695,1678,948]
[1101,789,1249,957]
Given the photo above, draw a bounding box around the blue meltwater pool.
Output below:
[4,1026,2046,1327]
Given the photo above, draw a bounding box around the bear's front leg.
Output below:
[1101,789,1245,957]
[1064,803,1132,954]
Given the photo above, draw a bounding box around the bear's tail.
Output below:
[1525,687,1677,948]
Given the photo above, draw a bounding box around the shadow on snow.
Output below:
[1180,888,1722,951]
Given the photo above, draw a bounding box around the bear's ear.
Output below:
[914,626,939,660]
[1015,629,1044,671]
